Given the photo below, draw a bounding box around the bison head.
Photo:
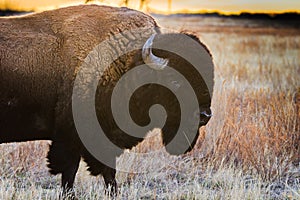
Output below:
[129,32,214,155]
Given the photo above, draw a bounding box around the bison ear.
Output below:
[142,33,169,70]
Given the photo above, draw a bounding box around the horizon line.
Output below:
[0,3,300,16]
[150,9,300,16]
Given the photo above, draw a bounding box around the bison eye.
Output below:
[202,90,209,97]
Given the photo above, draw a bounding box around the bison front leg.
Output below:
[61,156,80,194]
[47,141,80,198]
[82,150,117,196]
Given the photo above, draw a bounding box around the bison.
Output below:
[0,4,213,197]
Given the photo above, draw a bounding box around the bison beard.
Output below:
[0,5,213,198]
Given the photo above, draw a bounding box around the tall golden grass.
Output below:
[194,31,300,182]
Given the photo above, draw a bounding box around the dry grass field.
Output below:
[0,15,299,199]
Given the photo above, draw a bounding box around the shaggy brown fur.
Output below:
[0,5,213,196]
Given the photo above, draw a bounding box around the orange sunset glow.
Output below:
[0,0,300,14]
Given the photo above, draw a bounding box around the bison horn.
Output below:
[142,34,169,70]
